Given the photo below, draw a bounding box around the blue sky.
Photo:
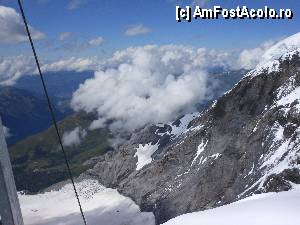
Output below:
[1,0,300,132]
[0,0,300,60]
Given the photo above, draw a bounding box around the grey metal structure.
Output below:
[0,118,24,225]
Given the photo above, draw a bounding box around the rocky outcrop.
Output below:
[87,49,300,224]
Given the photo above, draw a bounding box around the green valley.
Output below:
[9,112,112,193]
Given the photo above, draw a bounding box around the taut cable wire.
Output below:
[17,1,88,224]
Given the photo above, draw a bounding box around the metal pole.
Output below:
[0,118,24,225]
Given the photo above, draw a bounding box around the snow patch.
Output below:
[188,124,204,133]
[170,112,199,137]
[191,140,208,165]
[209,153,221,160]
[156,112,200,138]
[241,122,300,196]
[135,143,159,170]
[277,86,300,107]
[247,59,280,77]
[248,163,255,175]
[263,32,300,62]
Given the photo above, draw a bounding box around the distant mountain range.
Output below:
[15,70,94,99]
[0,86,70,145]
[1,71,94,146]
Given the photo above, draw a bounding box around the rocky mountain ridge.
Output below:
[86,34,300,224]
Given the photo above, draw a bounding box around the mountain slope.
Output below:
[87,34,300,224]
[0,86,71,145]
[10,113,113,192]
[15,71,94,99]
[0,71,93,145]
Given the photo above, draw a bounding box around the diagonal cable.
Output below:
[17,1,88,224]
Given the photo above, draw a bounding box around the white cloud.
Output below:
[0,46,231,87]
[58,32,72,41]
[0,6,45,44]
[41,57,99,73]
[88,37,104,47]
[237,47,266,70]
[67,0,88,10]
[125,24,151,36]
[0,55,37,85]
[0,37,284,87]
[3,125,11,138]
[0,56,99,86]
[89,118,106,130]
[71,45,229,132]
[70,41,288,133]
[62,127,87,147]
[52,36,105,51]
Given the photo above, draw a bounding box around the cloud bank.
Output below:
[0,32,283,86]
[41,57,99,73]
[0,56,99,85]
[0,6,45,44]
[70,39,286,132]
[71,45,229,132]
[0,56,37,85]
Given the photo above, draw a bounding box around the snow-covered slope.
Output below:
[156,112,200,137]
[263,32,300,62]
[163,187,300,225]
[248,32,300,77]
[19,179,155,225]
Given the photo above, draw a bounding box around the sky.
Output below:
[1,0,300,132]
[0,0,300,60]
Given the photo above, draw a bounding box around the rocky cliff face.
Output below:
[86,35,300,224]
